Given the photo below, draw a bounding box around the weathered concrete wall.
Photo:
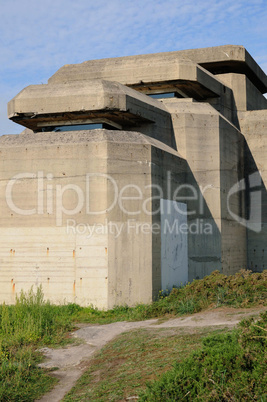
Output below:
[217,73,267,113]
[150,144,188,297]
[219,117,247,274]
[105,136,154,307]
[0,131,110,307]
[238,110,267,272]
[0,130,189,307]
[163,100,247,278]
[105,133,187,306]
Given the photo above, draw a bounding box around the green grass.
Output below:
[63,326,230,401]
[0,269,266,401]
[0,287,78,401]
[139,312,267,401]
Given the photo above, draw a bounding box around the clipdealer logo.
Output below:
[5,171,211,226]
[5,170,263,234]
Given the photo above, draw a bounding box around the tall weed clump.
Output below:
[0,286,77,401]
[139,311,267,401]
[0,286,75,345]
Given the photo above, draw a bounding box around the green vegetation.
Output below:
[73,269,267,324]
[0,287,77,401]
[0,269,265,401]
[63,313,267,402]
[63,269,266,401]
[139,311,267,401]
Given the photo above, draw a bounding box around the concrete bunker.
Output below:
[0,45,266,307]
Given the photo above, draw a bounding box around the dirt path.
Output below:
[37,307,265,402]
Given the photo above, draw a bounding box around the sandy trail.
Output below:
[37,307,265,402]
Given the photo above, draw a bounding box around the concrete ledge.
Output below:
[0,130,182,158]
[192,45,267,94]
[48,57,226,101]
[48,45,267,94]
[8,80,170,131]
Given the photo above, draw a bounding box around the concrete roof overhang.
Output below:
[48,57,227,101]
[8,79,171,131]
[48,45,267,94]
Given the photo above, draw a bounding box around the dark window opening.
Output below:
[148,92,184,99]
[41,123,120,132]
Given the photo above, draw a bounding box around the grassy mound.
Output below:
[139,311,267,401]
[74,269,267,323]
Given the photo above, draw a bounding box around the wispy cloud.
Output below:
[1,0,266,134]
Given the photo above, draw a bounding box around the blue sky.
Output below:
[1,0,267,135]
